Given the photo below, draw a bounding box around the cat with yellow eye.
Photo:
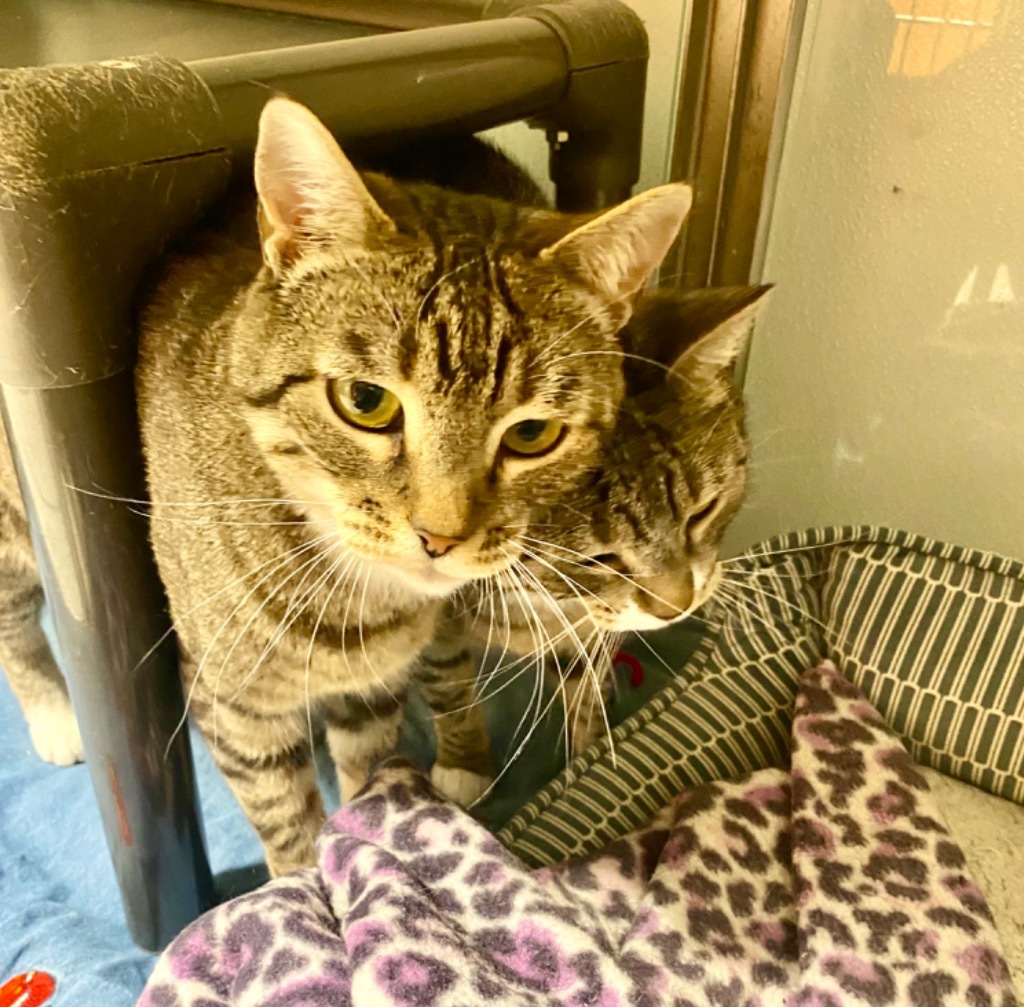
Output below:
[135,96,691,876]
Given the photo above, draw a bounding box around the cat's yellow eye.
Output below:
[501,419,566,457]
[329,380,402,430]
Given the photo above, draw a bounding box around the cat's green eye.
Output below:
[329,380,402,430]
[501,419,565,457]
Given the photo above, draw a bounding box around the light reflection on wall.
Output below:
[887,1,999,76]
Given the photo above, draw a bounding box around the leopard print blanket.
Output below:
[138,663,1017,1006]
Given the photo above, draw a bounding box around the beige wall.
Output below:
[623,0,689,191]
[729,0,1024,561]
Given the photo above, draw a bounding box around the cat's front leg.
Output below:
[0,584,83,767]
[190,685,324,877]
[552,651,614,758]
[322,688,406,802]
[417,624,493,808]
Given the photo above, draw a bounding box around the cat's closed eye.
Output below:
[579,552,628,574]
[686,496,720,537]
[329,379,403,431]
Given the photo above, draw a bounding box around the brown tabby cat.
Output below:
[135,97,691,876]
[0,432,83,765]
[419,285,770,791]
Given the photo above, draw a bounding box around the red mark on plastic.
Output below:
[107,760,133,847]
[0,971,57,1007]
[613,650,644,688]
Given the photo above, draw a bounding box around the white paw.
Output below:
[431,764,493,807]
[569,715,607,759]
[26,696,84,766]
[338,767,368,803]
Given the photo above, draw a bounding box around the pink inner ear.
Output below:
[257,146,317,236]
[543,184,693,303]
[256,99,347,241]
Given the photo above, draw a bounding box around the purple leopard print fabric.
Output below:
[139,663,1018,1007]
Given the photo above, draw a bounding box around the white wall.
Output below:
[729,0,1024,561]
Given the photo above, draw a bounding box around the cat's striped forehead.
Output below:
[405,240,616,414]
[398,237,525,394]
[278,231,620,426]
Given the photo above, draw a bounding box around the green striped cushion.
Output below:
[498,526,1024,866]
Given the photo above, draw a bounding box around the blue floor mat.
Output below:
[0,621,703,1006]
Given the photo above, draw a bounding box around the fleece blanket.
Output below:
[138,663,1017,1007]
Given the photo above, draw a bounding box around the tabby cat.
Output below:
[418,285,770,788]
[0,430,82,765]
[135,97,691,876]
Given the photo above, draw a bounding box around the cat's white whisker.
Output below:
[519,534,690,616]
[211,538,339,717]
[503,553,610,769]
[305,552,357,753]
[224,540,342,708]
[496,563,551,759]
[625,627,677,677]
[356,562,393,702]
[162,533,335,760]
[533,283,643,366]
[711,582,792,647]
[254,538,343,661]
[126,508,336,529]
[718,538,860,565]
[468,594,582,808]
[508,544,606,731]
[718,564,809,581]
[719,572,833,636]
[475,578,500,669]
[480,615,591,679]
[495,570,520,660]
[337,559,366,682]
[565,623,618,766]
[544,348,676,376]
[138,532,336,678]
[499,544,618,762]
[66,485,334,510]
[439,652,537,716]
[413,255,484,326]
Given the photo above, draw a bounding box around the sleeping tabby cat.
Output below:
[418,285,770,792]
[135,97,691,876]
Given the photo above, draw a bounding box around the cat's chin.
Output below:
[605,604,685,633]
[383,562,471,599]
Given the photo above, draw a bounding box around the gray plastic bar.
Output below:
[190,18,569,160]
[0,56,230,951]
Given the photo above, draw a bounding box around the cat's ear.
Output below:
[539,183,693,303]
[255,97,394,273]
[670,285,773,388]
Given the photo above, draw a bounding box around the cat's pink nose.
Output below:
[416,530,463,559]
